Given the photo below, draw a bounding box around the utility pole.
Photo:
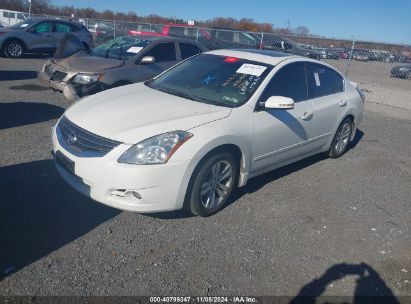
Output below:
[28,0,32,18]
[287,19,291,34]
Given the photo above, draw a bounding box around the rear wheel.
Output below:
[4,40,24,58]
[185,152,238,217]
[328,118,353,158]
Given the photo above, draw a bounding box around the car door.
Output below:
[251,62,315,172]
[26,21,54,51]
[135,42,178,81]
[306,63,348,150]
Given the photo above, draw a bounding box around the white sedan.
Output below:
[52,49,364,216]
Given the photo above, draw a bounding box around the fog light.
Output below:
[132,191,142,199]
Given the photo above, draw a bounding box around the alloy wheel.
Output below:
[200,160,233,209]
[7,42,23,58]
[334,121,352,155]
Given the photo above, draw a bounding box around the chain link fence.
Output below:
[27,15,411,109]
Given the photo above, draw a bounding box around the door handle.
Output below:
[301,112,313,121]
[339,100,348,107]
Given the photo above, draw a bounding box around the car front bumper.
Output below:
[51,126,193,213]
[38,62,106,102]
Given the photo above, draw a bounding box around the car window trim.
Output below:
[307,62,345,99]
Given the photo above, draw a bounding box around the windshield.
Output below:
[147,54,272,108]
[90,36,152,60]
[9,19,38,30]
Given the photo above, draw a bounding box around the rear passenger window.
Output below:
[55,22,72,33]
[260,62,308,102]
[145,43,176,62]
[180,43,201,60]
[308,64,344,98]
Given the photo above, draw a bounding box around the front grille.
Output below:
[57,116,120,157]
[45,65,67,81]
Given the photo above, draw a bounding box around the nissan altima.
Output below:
[52,49,365,216]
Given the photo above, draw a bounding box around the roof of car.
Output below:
[206,49,298,65]
[27,18,83,25]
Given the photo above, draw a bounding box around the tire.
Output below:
[4,40,24,58]
[185,152,239,217]
[328,117,353,158]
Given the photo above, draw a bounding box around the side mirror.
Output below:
[264,96,295,109]
[140,56,155,64]
[27,27,36,33]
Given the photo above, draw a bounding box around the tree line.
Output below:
[0,0,311,36]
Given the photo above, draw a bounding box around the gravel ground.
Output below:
[0,57,410,300]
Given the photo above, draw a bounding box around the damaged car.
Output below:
[38,35,205,101]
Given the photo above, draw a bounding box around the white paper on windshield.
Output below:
[236,64,267,77]
[314,72,321,86]
[126,46,143,54]
[20,24,29,27]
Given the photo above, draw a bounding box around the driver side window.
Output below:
[144,43,176,62]
[33,22,52,33]
[259,62,308,103]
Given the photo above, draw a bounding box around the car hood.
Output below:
[53,54,124,73]
[64,83,232,144]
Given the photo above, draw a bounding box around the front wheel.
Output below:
[4,40,24,58]
[186,152,238,217]
[328,118,353,158]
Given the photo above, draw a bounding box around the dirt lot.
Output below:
[0,56,410,300]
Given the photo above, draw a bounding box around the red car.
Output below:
[128,24,211,39]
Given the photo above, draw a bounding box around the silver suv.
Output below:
[0,18,93,58]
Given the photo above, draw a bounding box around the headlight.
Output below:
[118,131,193,165]
[72,73,103,85]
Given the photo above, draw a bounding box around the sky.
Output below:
[50,0,411,45]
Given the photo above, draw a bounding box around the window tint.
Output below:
[55,22,72,33]
[260,62,308,102]
[9,13,15,18]
[17,13,25,19]
[33,22,52,33]
[308,64,344,98]
[145,43,176,62]
[3,12,8,18]
[180,43,201,60]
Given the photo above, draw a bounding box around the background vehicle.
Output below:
[38,36,205,101]
[352,49,372,61]
[0,18,93,58]
[0,9,26,26]
[51,50,364,216]
[325,48,343,59]
[88,22,115,44]
[261,35,323,60]
[391,64,411,79]
[129,24,260,50]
